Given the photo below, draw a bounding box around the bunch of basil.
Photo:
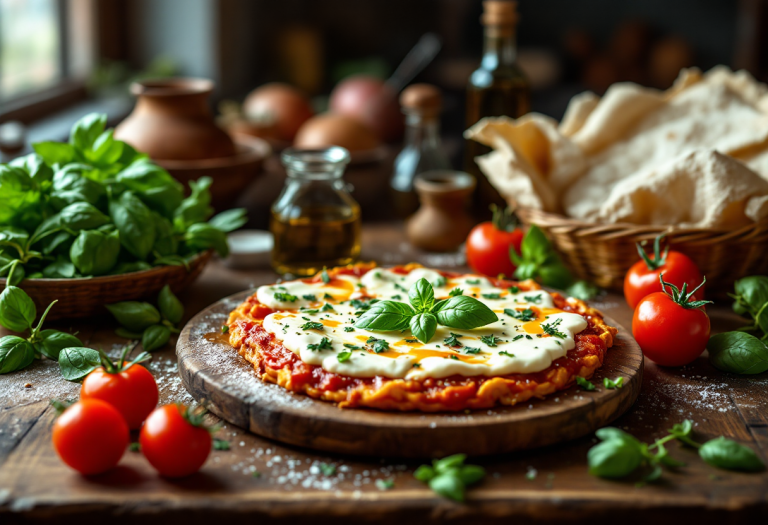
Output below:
[0,113,246,282]
[0,263,83,374]
[106,285,184,352]
[706,275,768,374]
[510,225,600,300]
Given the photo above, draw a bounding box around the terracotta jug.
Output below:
[406,171,477,252]
[115,78,236,161]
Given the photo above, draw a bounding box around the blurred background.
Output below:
[1,0,767,226]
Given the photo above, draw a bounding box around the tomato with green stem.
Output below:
[465,205,524,278]
[632,274,712,367]
[51,399,129,475]
[139,404,214,477]
[80,346,158,429]
[624,235,703,309]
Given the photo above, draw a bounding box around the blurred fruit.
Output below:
[294,113,380,151]
[330,75,403,142]
[243,83,314,142]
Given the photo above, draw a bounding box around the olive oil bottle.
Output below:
[271,147,361,277]
[465,1,530,214]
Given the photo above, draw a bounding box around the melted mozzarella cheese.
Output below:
[258,269,588,380]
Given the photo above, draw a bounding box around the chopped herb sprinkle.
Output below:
[273,292,298,302]
[466,279,481,285]
[337,351,352,363]
[482,293,502,300]
[366,336,389,353]
[300,321,324,331]
[321,269,330,284]
[307,337,333,351]
[321,303,335,312]
[302,294,317,301]
[508,286,520,294]
[464,347,481,354]
[541,318,566,338]
[523,294,542,304]
[448,287,463,297]
[480,334,503,347]
[505,308,536,321]
[449,354,460,360]
[343,343,362,350]
[443,333,463,347]
[499,351,515,358]
[344,326,355,332]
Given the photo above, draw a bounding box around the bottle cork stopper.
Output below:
[400,84,442,115]
[481,0,518,26]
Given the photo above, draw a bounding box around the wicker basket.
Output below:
[0,251,213,321]
[516,208,768,295]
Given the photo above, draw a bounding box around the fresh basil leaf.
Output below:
[86,129,124,165]
[184,223,229,258]
[707,332,768,375]
[142,324,171,352]
[410,312,437,344]
[57,202,110,232]
[106,301,161,332]
[434,454,466,473]
[110,261,152,275]
[0,285,36,332]
[208,208,248,233]
[699,437,765,472]
[587,436,644,479]
[355,300,415,331]
[457,465,485,485]
[734,276,768,313]
[158,285,184,325]
[50,166,105,210]
[519,225,552,265]
[151,212,178,257]
[174,176,213,231]
[109,191,156,260]
[0,165,38,225]
[58,346,101,381]
[337,351,352,363]
[566,280,601,301]
[413,465,435,482]
[595,427,640,444]
[0,336,35,374]
[537,260,574,289]
[69,113,107,152]
[34,330,83,360]
[409,278,434,312]
[33,141,75,166]
[431,295,498,330]
[70,229,120,276]
[10,153,53,186]
[1,263,25,286]
[117,161,184,214]
[428,473,466,502]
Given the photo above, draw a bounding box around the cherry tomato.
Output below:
[632,277,711,367]
[466,206,524,278]
[52,399,129,475]
[81,363,158,430]
[140,404,212,478]
[624,236,703,309]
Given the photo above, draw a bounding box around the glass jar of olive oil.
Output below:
[271,147,362,276]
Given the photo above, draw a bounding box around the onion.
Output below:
[243,83,314,142]
[294,113,380,151]
[329,75,403,143]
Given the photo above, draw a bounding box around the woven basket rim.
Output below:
[516,207,768,236]
[0,250,212,286]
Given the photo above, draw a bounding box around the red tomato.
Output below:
[624,237,703,309]
[81,364,158,430]
[632,280,711,366]
[140,404,212,478]
[466,206,524,278]
[52,399,129,475]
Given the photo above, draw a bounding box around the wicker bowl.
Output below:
[516,208,768,295]
[0,251,212,321]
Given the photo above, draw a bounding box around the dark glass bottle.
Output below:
[465,1,530,215]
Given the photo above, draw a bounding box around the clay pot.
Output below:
[115,78,236,161]
[406,171,477,252]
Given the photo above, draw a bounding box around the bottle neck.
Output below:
[403,113,441,150]
[481,27,517,69]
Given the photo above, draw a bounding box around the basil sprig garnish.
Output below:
[354,278,497,343]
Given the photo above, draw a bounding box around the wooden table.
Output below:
[1,224,767,524]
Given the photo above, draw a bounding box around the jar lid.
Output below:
[400,84,442,115]
[481,1,518,27]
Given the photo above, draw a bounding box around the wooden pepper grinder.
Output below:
[406,171,476,252]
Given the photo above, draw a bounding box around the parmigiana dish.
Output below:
[227,263,617,411]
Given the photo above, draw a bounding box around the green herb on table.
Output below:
[251,470,261,478]
[337,351,352,363]
[108,285,183,352]
[443,333,463,347]
[588,420,765,482]
[575,376,596,391]
[448,288,463,297]
[319,463,336,476]
[504,308,535,322]
[603,377,624,389]
[355,279,497,344]
[480,334,503,347]
[541,318,566,339]
[307,337,333,351]
[414,454,485,502]
[376,478,395,490]
[213,439,230,451]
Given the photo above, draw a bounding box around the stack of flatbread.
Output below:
[465,66,768,229]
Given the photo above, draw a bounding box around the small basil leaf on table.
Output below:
[158,285,184,325]
[142,324,171,352]
[707,332,768,375]
[431,295,498,330]
[410,313,437,344]
[115,327,145,339]
[409,278,435,312]
[413,465,435,482]
[457,465,485,485]
[58,347,101,381]
[587,428,644,478]
[184,223,229,258]
[33,330,83,361]
[109,191,156,260]
[0,336,36,374]
[734,276,768,313]
[429,473,466,502]
[106,301,161,332]
[355,301,416,331]
[0,285,37,332]
[698,436,765,472]
[208,208,248,232]
[434,454,467,473]
[69,229,120,276]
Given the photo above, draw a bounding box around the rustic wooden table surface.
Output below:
[1,223,766,525]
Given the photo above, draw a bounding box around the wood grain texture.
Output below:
[0,224,766,524]
[177,291,643,458]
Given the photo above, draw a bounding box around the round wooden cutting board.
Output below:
[177,291,643,458]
